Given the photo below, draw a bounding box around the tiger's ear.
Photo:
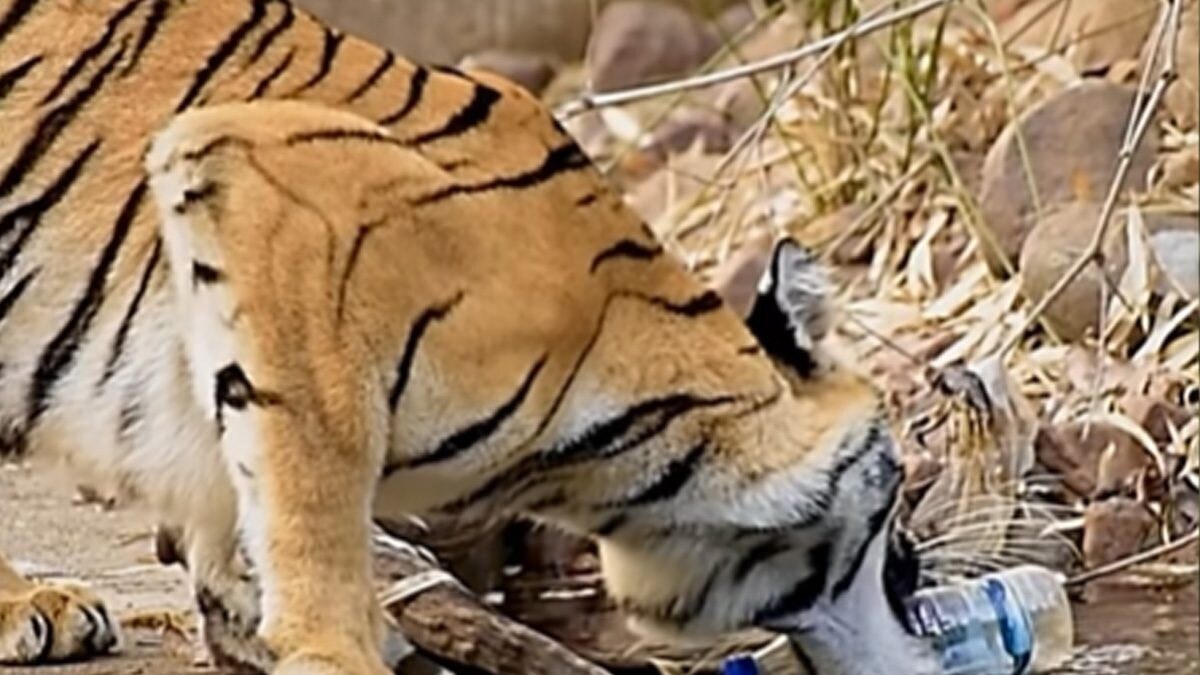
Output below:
[743,237,831,378]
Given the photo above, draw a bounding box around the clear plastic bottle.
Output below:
[904,565,1074,674]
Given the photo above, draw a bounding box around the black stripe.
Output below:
[646,289,723,317]
[429,63,473,81]
[602,439,706,508]
[192,260,223,286]
[440,290,736,512]
[378,65,428,126]
[758,421,881,532]
[214,362,282,435]
[28,182,146,425]
[789,638,819,674]
[752,542,831,626]
[0,270,36,326]
[414,141,590,205]
[181,135,251,162]
[286,127,402,148]
[388,293,463,411]
[289,25,342,94]
[449,393,734,513]
[345,50,394,103]
[0,42,125,203]
[831,445,903,599]
[393,355,547,471]
[173,181,219,214]
[831,497,895,599]
[101,239,162,385]
[574,193,598,207]
[336,220,382,320]
[174,0,269,111]
[406,83,500,146]
[592,514,628,537]
[0,0,39,45]
[42,0,142,105]
[246,0,294,63]
[124,0,170,74]
[0,54,41,102]
[1,140,102,277]
[117,393,141,437]
[732,537,791,583]
[590,239,663,273]
[249,48,294,99]
[548,394,732,464]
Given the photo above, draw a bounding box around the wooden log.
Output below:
[371,529,611,675]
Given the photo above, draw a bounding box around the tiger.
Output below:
[0,1,937,674]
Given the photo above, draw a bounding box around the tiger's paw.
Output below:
[0,583,120,664]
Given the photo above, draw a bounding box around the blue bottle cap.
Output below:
[721,654,760,675]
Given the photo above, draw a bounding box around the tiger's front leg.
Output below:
[147,110,393,675]
[0,551,120,663]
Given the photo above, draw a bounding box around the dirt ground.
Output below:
[1,463,212,675]
[3,461,1198,675]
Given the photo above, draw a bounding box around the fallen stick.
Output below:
[371,528,611,675]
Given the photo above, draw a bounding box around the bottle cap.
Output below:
[720,654,760,675]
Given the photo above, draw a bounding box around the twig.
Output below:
[999,0,1183,357]
[1066,528,1200,587]
[555,0,958,118]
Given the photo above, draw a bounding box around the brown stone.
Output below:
[1164,0,1200,129]
[1082,497,1156,568]
[979,82,1156,273]
[1018,202,1129,341]
[999,0,1159,76]
[1020,203,1199,339]
[640,106,737,161]
[586,1,721,92]
[296,0,745,63]
[460,50,558,95]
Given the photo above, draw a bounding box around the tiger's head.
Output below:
[706,234,933,674]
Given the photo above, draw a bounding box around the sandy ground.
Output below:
[3,461,1197,675]
[1,463,211,675]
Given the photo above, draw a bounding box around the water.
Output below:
[904,565,1074,675]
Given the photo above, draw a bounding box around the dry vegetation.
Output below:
[445,0,1199,670]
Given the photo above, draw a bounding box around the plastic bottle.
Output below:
[904,565,1074,674]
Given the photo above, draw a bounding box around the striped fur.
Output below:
[0,2,935,673]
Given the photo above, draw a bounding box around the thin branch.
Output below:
[555,0,958,118]
[1066,527,1200,587]
[999,0,1183,357]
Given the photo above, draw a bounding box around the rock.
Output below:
[999,0,1159,76]
[1034,425,1099,497]
[296,0,746,63]
[979,82,1156,273]
[586,1,721,92]
[1083,497,1156,568]
[1120,394,1193,446]
[1148,224,1200,299]
[1164,0,1199,129]
[1036,420,1154,499]
[460,50,558,95]
[639,106,736,161]
[1018,202,1129,341]
[1020,203,1199,339]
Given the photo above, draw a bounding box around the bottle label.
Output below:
[983,578,1034,674]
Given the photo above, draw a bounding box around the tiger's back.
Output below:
[0,2,933,674]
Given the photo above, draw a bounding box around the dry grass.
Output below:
[557,0,1199,583]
